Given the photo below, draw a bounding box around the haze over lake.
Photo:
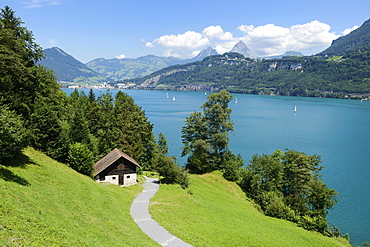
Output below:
[64,88,369,245]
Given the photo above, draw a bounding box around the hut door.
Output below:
[119,175,124,185]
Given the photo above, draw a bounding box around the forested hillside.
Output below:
[319,18,370,56]
[124,52,370,98]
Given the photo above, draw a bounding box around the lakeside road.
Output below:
[130,176,193,247]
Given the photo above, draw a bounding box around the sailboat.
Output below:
[294,106,297,113]
[166,92,169,98]
[234,97,238,104]
[172,97,176,101]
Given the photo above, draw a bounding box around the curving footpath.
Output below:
[130,176,193,247]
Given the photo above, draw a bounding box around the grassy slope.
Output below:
[0,147,158,247]
[150,171,350,247]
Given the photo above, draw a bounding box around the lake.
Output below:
[64,88,369,245]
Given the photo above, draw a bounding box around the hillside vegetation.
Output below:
[0,147,157,246]
[150,172,350,247]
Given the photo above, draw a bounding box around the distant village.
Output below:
[60,81,135,89]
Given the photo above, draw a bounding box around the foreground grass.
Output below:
[150,171,350,247]
[0,147,158,246]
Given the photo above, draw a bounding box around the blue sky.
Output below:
[3,0,370,62]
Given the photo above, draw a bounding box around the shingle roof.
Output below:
[94,148,140,176]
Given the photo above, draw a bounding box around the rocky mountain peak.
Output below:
[230,41,256,59]
[195,47,219,59]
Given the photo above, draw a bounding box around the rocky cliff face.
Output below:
[230,41,256,59]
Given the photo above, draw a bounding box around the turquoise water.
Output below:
[64,89,370,245]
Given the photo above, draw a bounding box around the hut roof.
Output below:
[94,148,140,175]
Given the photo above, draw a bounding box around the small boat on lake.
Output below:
[294,106,297,113]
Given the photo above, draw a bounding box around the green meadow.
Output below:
[150,171,350,247]
[0,148,349,246]
[0,147,157,246]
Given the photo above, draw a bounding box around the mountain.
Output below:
[38,47,108,84]
[264,51,304,59]
[126,49,370,97]
[230,41,256,59]
[86,47,219,81]
[183,47,219,63]
[86,55,184,81]
[318,18,370,56]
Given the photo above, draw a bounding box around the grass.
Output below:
[0,148,350,246]
[326,56,343,61]
[0,147,158,246]
[150,171,350,247]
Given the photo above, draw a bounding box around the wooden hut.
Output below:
[93,148,140,186]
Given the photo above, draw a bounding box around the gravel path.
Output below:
[130,176,193,247]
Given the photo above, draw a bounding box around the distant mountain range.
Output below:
[39,41,305,84]
[37,47,108,84]
[125,17,370,97]
[38,17,370,89]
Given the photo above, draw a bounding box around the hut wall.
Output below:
[123,173,137,186]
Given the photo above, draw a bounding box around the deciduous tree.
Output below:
[181,90,234,173]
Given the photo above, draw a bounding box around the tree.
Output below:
[181,90,234,173]
[152,133,189,189]
[241,149,338,233]
[1,6,66,159]
[0,105,27,162]
[0,6,45,118]
[67,142,94,177]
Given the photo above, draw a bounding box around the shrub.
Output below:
[298,215,328,233]
[0,105,27,162]
[222,153,244,182]
[156,155,189,189]
[67,143,94,177]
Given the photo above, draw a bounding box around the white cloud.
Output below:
[342,25,360,36]
[237,25,255,33]
[163,50,181,58]
[154,31,209,49]
[191,50,201,57]
[115,54,126,59]
[215,41,239,55]
[202,25,234,41]
[24,0,61,8]
[240,20,339,56]
[149,20,340,58]
[146,42,155,47]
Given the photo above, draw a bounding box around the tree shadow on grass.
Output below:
[3,151,38,168]
[0,166,30,186]
[0,152,36,186]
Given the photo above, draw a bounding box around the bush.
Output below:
[298,215,328,233]
[0,105,27,162]
[67,143,94,177]
[262,192,297,221]
[156,155,189,189]
[222,153,244,182]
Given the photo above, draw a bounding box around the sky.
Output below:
[2,0,370,63]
